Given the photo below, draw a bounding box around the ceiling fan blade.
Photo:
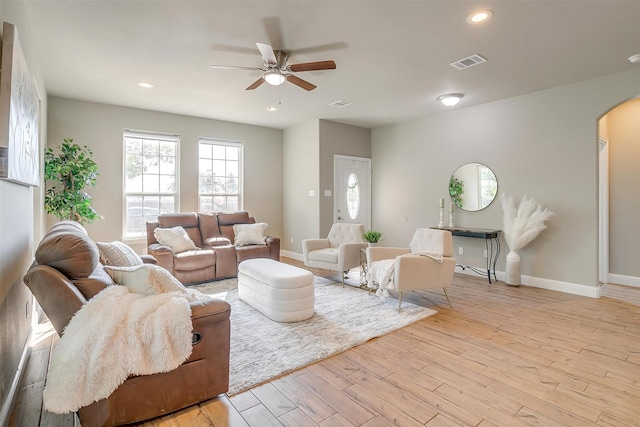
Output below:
[246,78,265,90]
[289,60,336,72]
[286,74,316,91]
[209,65,265,71]
[256,42,278,65]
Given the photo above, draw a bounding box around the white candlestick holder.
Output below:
[438,206,445,228]
[449,211,454,228]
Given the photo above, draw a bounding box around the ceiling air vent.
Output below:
[329,100,352,108]
[450,54,487,70]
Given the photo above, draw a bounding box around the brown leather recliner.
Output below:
[146,211,280,285]
[23,221,231,427]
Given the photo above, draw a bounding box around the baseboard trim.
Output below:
[281,250,303,262]
[608,273,640,288]
[0,328,32,426]
[454,266,601,298]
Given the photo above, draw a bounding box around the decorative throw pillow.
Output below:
[154,226,198,253]
[233,222,268,246]
[104,264,183,296]
[96,241,144,267]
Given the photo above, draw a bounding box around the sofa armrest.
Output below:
[186,298,231,364]
[140,254,157,264]
[302,239,329,255]
[265,236,280,261]
[147,243,175,274]
[338,242,368,271]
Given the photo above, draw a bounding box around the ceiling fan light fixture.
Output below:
[438,93,463,107]
[264,70,286,86]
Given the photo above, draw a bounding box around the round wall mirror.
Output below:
[449,163,498,211]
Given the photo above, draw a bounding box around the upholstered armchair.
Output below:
[366,228,456,310]
[302,223,367,286]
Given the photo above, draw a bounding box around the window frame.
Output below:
[198,138,243,213]
[122,130,180,241]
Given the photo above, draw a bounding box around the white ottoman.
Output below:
[238,258,315,322]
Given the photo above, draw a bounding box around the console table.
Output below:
[431,227,501,284]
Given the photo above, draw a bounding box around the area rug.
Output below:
[192,276,436,395]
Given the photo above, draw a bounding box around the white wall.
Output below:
[282,120,320,252]
[47,97,283,253]
[607,98,640,278]
[372,69,640,294]
[0,2,47,421]
[318,120,371,236]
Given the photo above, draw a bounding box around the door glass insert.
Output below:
[346,172,360,219]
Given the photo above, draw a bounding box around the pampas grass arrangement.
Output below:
[501,194,554,285]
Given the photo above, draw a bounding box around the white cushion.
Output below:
[239,258,314,288]
[307,248,339,264]
[409,228,453,257]
[104,264,184,296]
[233,222,268,246]
[154,226,198,253]
[237,258,314,322]
[96,241,143,267]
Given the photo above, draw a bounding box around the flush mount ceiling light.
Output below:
[628,54,640,64]
[137,82,154,88]
[266,106,277,111]
[467,10,493,24]
[438,93,463,107]
[264,69,286,86]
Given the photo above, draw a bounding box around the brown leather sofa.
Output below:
[146,211,280,285]
[23,221,231,427]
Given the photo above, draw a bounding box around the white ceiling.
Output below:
[22,1,640,130]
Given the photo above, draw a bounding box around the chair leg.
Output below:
[398,291,402,312]
[443,288,452,308]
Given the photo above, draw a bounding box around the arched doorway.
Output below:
[598,98,640,289]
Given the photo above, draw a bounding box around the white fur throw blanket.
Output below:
[43,266,209,414]
[367,251,443,298]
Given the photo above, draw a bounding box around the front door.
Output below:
[334,155,371,230]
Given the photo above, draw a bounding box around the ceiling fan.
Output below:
[210,42,336,91]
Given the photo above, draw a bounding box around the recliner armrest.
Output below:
[187,298,231,363]
[140,254,157,264]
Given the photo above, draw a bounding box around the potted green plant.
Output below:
[362,230,382,246]
[44,138,102,224]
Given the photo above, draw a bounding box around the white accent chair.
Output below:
[366,228,456,310]
[302,223,367,286]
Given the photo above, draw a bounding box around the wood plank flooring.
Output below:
[9,258,640,426]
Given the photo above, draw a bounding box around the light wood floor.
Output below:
[9,258,640,426]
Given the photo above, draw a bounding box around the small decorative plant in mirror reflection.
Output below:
[362,230,382,246]
[449,176,464,208]
[44,138,102,224]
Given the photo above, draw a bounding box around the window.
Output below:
[123,131,179,239]
[198,139,242,212]
[478,164,497,209]
[346,172,360,219]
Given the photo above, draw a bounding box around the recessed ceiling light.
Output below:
[467,10,493,24]
[138,82,154,88]
[438,93,463,107]
[266,106,277,111]
[628,54,640,64]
